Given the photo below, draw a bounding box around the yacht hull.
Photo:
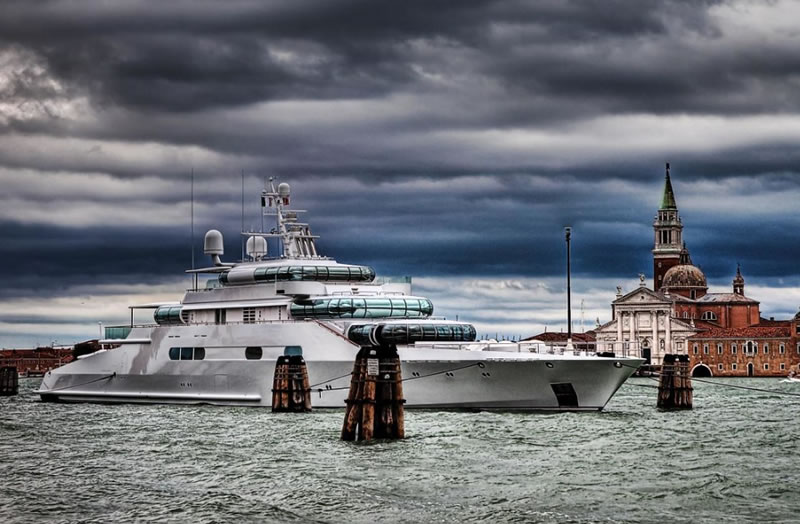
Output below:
[37,322,641,410]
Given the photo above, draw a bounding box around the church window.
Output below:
[718,364,724,371]
[690,290,697,300]
[764,343,769,354]
[732,363,738,371]
[764,363,769,371]
[703,344,709,354]
[797,342,800,354]
[746,341,755,354]
[781,363,786,370]
[732,343,737,354]
[701,311,717,321]
[683,312,689,319]
[780,344,785,354]
[717,344,723,354]
[693,344,698,355]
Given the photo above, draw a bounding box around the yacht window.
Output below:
[194,347,205,360]
[169,347,180,360]
[181,347,193,360]
[245,346,263,360]
[243,308,256,324]
[215,309,226,325]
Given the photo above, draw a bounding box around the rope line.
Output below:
[313,362,484,394]
[48,373,116,391]
[308,372,353,389]
[625,363,800,398]
[401,362,483,383]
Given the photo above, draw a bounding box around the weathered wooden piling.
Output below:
[271,355,312,412]
[0,366,19,396]
[657,354,693,409]
[341,345,405,441]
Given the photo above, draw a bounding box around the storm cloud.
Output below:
[1,0,799,346]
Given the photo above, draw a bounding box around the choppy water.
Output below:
[2,378,800,523]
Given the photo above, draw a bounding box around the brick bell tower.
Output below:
[652,163,683,291]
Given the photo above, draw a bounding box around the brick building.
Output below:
[0,346,74,376]
[688,315,800,377]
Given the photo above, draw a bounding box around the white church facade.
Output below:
[595,279,698,365]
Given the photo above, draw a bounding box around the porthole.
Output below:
[245,346,263,360]
[545,362,554,369]
[614,362,623,368]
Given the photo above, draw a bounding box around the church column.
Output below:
[630,311,636,357]
[665,313,672,357]
[617,311,623,354]
[652,311,658,359]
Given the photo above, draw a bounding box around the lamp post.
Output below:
[565,227,573,351]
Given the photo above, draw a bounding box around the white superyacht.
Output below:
[38,181,642,409]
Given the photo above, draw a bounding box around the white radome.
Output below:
[245,236,268,259]
[203,229,224,255]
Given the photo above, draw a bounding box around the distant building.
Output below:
[0,346,75,376]
[522,331,596,352]
[688,317,800,377]
[595,164,800,375]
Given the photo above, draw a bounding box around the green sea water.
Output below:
[2,377,799,523]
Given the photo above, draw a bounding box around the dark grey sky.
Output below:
[2,0,799,346]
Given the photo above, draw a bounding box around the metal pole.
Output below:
[191,169,196,291]
[241,170,245,261]
[565,227,573,351]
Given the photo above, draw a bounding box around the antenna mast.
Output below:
[190,169,196,290]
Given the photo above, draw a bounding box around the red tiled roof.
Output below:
[691,320,719,331]
[758,317,791,327]
[523,331,596,343]
[689,325,791,339]
[698,293,759,304]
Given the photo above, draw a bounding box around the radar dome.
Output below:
[203,229,224,255]
[278,182,291,198]
[246,236,268,260]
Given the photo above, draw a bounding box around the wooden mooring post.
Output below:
[657,354,693,409]
[341,345,405,441]
[271,355,312,412]
[0,366,19,396]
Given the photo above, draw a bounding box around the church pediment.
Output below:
[613,286,669,305]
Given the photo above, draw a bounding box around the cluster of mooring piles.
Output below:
[341,345,405,441]
[0,366,19,396]
[271,355,312,412]
[657,354,693,409]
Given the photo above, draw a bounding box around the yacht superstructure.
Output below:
[38,181,642,409]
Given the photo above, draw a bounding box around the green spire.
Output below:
[660,162,677,209]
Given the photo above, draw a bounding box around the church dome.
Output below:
[662,264,707,289]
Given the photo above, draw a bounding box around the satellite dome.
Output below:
[662,264,707,290]
[203,229,224,255]
[278,182,291,198]
[246,236,268,260]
